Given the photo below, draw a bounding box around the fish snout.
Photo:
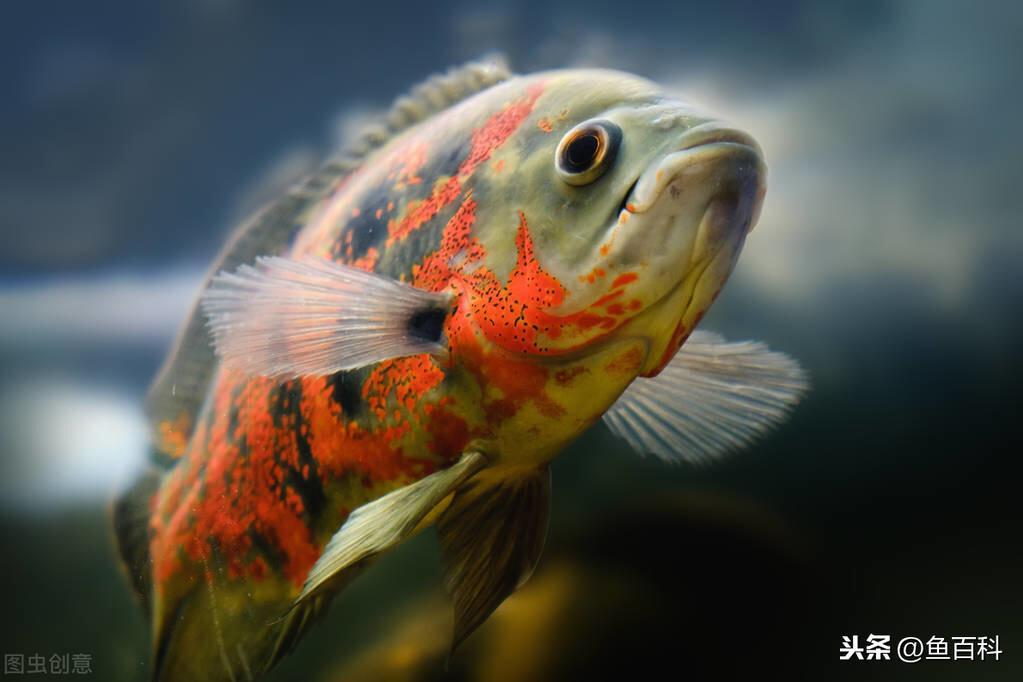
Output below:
[629,123,766,232]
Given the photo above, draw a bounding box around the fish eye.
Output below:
[555,119,621,186]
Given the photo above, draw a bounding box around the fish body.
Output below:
[114,61,804,681]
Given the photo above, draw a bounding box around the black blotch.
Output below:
[407,307,447,344]
[273,381,328,518]
[329,371,363,417]
[342,192,391,261]
[337,136,472,266]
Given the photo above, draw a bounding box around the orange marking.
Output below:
[611,273,638,289]
[362,356,445,421]
[152,373,320,587]
[352,246,380,272]
[387,177,461,244]
[592,289,624,307]
[537,117,554,133]
[605,346,644,375]
[387,83,545,246]
[642,311,700,378]
[554,366,588,386]
[449,212,627,356]
[156,412,192,458]
[414,194,483,291]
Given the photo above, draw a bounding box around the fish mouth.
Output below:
[621,122,766,228]
[611,122,767,374]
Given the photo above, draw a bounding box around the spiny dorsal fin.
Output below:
[437,467,551,651]
[344,56,511,162]
[145,58,511,462]
[603,330,809,464]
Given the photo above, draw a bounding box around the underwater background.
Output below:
[1,1,1020,679]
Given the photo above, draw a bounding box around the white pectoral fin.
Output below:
[201,255,453,379]
[294,451,488,607]
[603,330,809,464]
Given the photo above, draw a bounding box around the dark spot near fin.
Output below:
[407,307,447,344]
[330,371,363,417]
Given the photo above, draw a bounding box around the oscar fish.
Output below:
[113,60,808,681]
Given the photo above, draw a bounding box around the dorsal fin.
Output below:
[145,58,512,462]
[346,56,512,160]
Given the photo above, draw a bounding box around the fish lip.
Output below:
[620,123,766,218]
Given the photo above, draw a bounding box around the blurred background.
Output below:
[2,1,1021,680]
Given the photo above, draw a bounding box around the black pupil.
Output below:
[565,132,600,171]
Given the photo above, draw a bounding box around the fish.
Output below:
[113,59,808,681]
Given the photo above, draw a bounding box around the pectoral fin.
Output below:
[436,467,551,651]
[201,255,454,379]
[294,451,488,607]
[604,330,808,464]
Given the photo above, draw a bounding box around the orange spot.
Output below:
[592,290,624,307]
[605,346,644,375]
[611,273,638,289]
[537,117,554,133]
[156,412,192,458]
[554,366,588,386]
[352,246,379,272]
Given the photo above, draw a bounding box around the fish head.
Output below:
[440,70,766,458]
[456,70,766,376]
